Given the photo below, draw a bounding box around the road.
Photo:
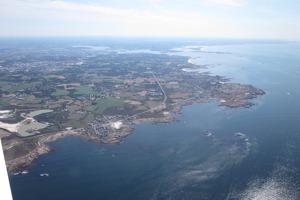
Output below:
[151,72,167,103]
[125,71,167,120]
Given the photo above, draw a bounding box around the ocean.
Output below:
[9,40,300,199]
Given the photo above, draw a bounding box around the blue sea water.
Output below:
[9,41,300,200]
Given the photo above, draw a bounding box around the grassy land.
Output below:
[4,138,37,160]
[179,82,193,89]
[0,99,9,108]
[88,98,124,115]
[0,81,12,88]
[82,73,123,83]
[52,89,69,96]
[5,82,41,93]
[62,119,88,128]
[82,113,95,124]
[74,85,97,95]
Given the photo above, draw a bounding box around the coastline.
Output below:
[4,117,173,172]
[3,94,264,173]
[5,129,84,172]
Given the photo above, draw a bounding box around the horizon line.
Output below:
[0,35,294,42]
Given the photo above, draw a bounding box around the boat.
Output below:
[21,170,28,174]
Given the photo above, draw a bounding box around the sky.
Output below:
[1,0,300,40]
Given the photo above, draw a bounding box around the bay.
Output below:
[9,41,300,200]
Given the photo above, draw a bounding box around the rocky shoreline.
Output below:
[4,89,264,173]
[5,129,84,172]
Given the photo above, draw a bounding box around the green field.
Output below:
[74,85,97,95]
[5,82,41,93]
[0,81,12,87]
[52,89,69,96]
[88,98,124,114]
[82,73,123,83]
[82,113,95,123]
[0,98,9,108]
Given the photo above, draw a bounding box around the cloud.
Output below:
[1,0,232,37]
[2,0,299,40]
[45,1,136,16]
[209,0,242,7]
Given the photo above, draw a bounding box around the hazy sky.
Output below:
[1,0,300,40]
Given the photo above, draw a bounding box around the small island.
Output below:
[0,43,265,172]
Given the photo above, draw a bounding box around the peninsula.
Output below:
[0,41,265,172]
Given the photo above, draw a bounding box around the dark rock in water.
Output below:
[202,132,212,137]
[234,132,246,138]
[40,173,49,177]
